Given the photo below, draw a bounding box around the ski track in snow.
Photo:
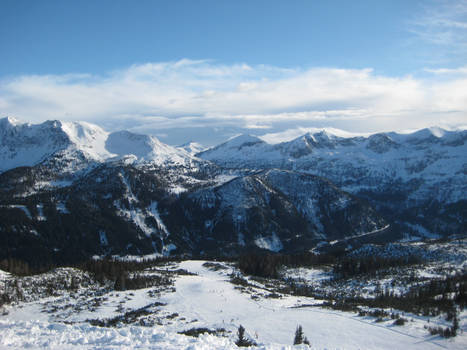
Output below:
[330,224,391,245]
[160,261,463,350]
[0,261,466,349]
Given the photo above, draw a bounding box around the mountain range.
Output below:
[0,117,465,266]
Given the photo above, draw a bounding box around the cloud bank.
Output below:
[1,59,466,145]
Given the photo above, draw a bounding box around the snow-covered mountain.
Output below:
[105,131,196,166]
[0,117,109,172]
[177,141,206,155]
[198,127,466,239]
[0,117,197,174]
[170,169,387,255]
[199,128,467,198]
[199,134,273,165]
[198,127,467,212]
[0,118,465,265]
[199,128,467,192]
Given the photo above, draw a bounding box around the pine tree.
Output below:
[293,325,310,345]
[114,273,126,291]
[236,324,255,347]
[293,325,304,345]
[236,325,248,347]
[452,314,459,336]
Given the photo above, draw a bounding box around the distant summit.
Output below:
[177,141,206,155]
[0,117,197,173]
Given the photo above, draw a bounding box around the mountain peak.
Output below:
[0,119,72,172]
[410,126,447,139]
[225,134,265,147]
[305,129,334,139]
[366,133,400,153]
[201,133,265,153]
[197,133,269,163]
[105,130,195,166]
[0,116,22,127]
[0,119,197,173]
[177,141,205,155]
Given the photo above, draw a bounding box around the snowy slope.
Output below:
[1,261,465,349]
[198,134,278,166]
[106,130,195,166]
[60,120,113,160]
[0,117,72,172]
[161,260,465,349]
[177,141,206,155]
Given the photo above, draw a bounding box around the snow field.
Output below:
[1,261,466,349]
[160,261,466,349]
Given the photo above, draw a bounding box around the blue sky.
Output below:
[1,0,466,145]
[0,0,415,76]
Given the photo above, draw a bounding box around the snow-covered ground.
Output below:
[1,260,465,349]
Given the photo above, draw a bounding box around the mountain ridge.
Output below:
[0,117,198,174]
[0,117,465,264]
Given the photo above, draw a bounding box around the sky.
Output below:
[1,0,467,145]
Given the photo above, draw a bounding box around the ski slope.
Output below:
[161,260,464,349]
[0,261,465,349]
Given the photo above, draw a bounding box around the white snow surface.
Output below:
[60,120,113,160]
[254,232,284,252]
[177,141,206,155]
[106,130,195,166]
[1,261,465,349]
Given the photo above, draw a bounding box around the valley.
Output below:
[0,118,465,349]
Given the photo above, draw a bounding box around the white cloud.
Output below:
[1,59,466,144]
[424,66,467,75]
[409,0,467,54]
